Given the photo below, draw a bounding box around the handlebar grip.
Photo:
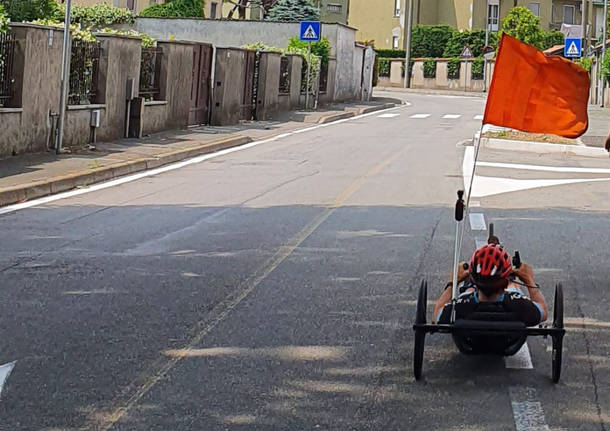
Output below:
[513,251,521,269]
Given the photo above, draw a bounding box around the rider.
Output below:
[433,243,548,326]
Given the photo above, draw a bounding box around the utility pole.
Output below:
[56,0,72,154]
[483,0,490,92]
[602,0,607,107]
[582,0,589,53]
[403,0,414,88]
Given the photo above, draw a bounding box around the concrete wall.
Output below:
[288,55,303,108]
[255,52,281,121]
[0,24,64,158]
[211,48,249,126]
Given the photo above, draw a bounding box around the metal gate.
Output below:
[189,43,213,126]
[241,50,260,121]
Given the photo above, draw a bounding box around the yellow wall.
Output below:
[350,0,403,49]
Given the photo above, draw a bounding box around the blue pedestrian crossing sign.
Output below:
[300,21,321,42]
[564,38,581,58]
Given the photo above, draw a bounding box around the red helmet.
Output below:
[469,243,512,280]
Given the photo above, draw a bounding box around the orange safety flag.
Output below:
[483,34,590,139]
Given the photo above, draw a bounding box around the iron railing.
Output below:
[0,33,16,107]
[69,40,101,105]
[139,47,163,100]
[279,56,290,94]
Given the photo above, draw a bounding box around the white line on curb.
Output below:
[505,343,534,369]
[410,114,431,119]
[478,160,610,174]
[469,213,487,231]
[0,105,404,216]
[509,386,550,431]
[0,362,16,399]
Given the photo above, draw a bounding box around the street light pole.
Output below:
[403,0,414,88]
[483,0,490,92]
[602,0,608,107]
[56,0,72,154]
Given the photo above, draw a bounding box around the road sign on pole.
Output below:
[564,38,582,58]
[299,21,321,42]
[300,21,321,110]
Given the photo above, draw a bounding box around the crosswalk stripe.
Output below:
[378,113,400,118]
[410,114,431,119]
[474,114,484,120]
[443,114,461,119]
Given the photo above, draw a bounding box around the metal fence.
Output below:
[279,56,290,94]
[140,47,163,100]
[69,40,101,105]
[0,33,16,107]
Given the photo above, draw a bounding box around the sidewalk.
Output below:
[375,86,487,98]
[0,99,399,207]
[582,105,610,148]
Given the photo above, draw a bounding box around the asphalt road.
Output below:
[0,93,608,430]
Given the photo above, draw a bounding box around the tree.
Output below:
[0,0,61,22]
[500,6,543,48]
[265,0,319,22]
[224,0,277,19]
[140,0,204,18]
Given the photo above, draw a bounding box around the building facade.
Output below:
[350,0,603,50]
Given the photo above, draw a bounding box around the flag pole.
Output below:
[457,121,485,260]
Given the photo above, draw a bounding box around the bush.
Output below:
[412,25,455,58]
[602,54,610,83]
[266,0,319,22]
[540,30,564,50]
[140,0,204,18]
[471,57,484,80]
[447,58,460,80]
[70,3,135,29]
[31,19,95,41]
[500,6,543,48]
[243,41,284,53]
[99,28,156,47]
[443,30,497,58]
[376,49,405,58]
[0,0,61,22]
[576,57,592,73]
[378,58,390,76]
[423,58,436,78]
[288,36,330,67]
[0,5,8,33]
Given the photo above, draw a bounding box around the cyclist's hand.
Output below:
[451,262,470,284]
[512,262,535,285]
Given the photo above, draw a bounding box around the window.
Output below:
[327,3,342,13]
[392,36,399,49]
[210,1,217,18]
[528,3,540,17]
[563,5,575,25]
[394,0,400,17]
[488,1,499,32]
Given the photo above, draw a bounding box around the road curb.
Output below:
[483,137,609,158]
[357,103,396,114]
[317,111,356,124]
[0,135,252,207]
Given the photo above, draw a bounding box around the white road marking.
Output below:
[0,362,16,398]
[0,105,405,215]
[378,113,400,118]
[462,146,610,198]
[478,160,610,174]
[474,115,484,120]
[410,114,431,119]
[509,386,550,431]
[469,213,487,231]
[443,114,461,119]
[505,343,534,369]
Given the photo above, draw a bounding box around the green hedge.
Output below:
[70,3,135,28]
[288,36,330,67]
[378,58,390,77]
[443,30,497,58]
[540,30,564,50]
[423,59,436,78]
[471,57,484,80]
[376,49,405,58]
[447,58,460,80]
[412,25,455,58]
